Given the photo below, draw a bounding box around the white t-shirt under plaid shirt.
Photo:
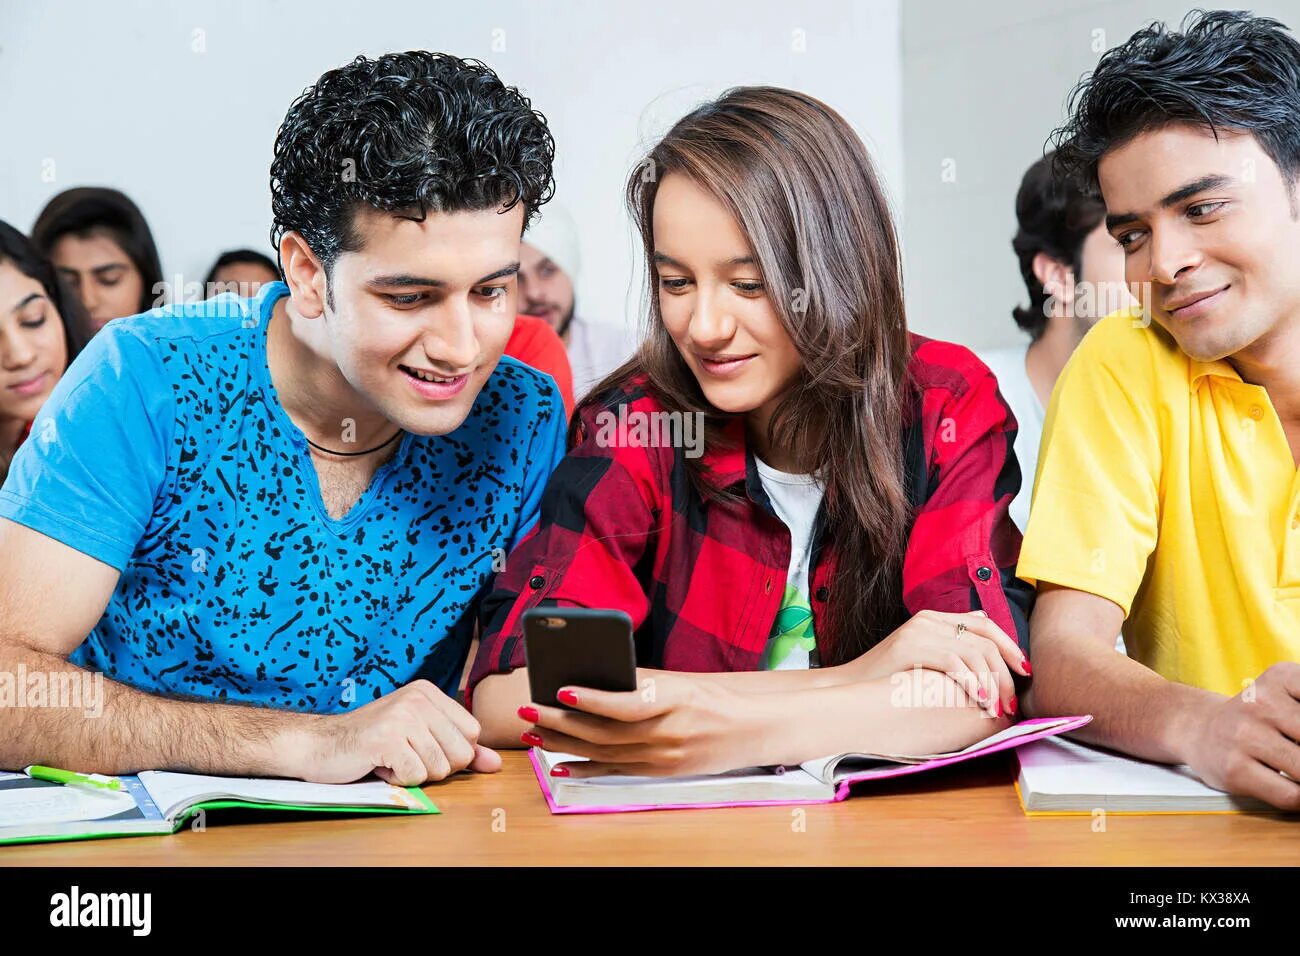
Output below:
[755,456,825,670]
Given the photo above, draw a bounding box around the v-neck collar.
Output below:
[247,282,415,530]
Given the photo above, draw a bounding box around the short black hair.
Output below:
[31,187,164,315]
[1011,152,1106,340]
[204,248,280,289]
[269,51,555,280]
[1053,10,1300,195]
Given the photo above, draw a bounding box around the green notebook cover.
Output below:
[0,771,438,847]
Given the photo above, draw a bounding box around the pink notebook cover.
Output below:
[529,714,1093,814]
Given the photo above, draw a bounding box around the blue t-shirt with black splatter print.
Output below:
[0,281,566,712]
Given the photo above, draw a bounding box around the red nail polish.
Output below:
[557,688,579,706]
[976,687,987,701]
[1022,658,1032,676]
[550,765,570,777]
[520,731,543,747]
[517,705,539,723]
[994,698,1002,718]
[1008,696,1018,716]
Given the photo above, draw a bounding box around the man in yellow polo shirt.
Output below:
[1019,11,1300,811]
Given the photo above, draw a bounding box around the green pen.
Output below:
[23,765,123,791]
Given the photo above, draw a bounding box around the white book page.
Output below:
[0,783,139,828]
[798,753,886,785]
[138,771,425,819]
[537,750,821,791]
[883,716,1078,762]
[1017,736,1227,797]
[799,717,1080,783]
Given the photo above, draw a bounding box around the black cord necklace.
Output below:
[303,428,404,457]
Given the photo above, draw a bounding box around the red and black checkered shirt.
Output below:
[468,332,1031,701]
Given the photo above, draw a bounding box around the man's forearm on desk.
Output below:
[1022,630,1220,766]
[0,643,316,776]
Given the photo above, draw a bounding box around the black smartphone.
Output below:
[523,608,637,710]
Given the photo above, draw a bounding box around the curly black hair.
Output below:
[269,51,555,279]
[1011,153,1106,340]
[1052,10,1300,195]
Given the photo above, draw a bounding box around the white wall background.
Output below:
[901,0,1300,350]
[8,1,1300,353]
[0,0,904,337]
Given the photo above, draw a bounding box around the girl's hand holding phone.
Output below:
[516,669,773,779]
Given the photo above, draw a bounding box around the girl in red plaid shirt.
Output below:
[470,88,1034,778]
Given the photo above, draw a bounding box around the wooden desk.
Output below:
[2,752,1296,866]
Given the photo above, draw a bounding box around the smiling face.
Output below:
[1099,123,1300,363]
[48,229,145,332]
[651,173,802,427]
[0,260,69,430]
[286,202,524,438]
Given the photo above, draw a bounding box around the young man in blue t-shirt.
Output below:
[0,52,564,786]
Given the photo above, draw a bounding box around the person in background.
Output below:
[205,248,280,298]
[519,205,628,400]
[0,221,90,483]
[31,187,164,334]
[978,153,1129,533]
[504,312,574,418]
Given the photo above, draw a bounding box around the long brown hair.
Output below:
[578,86,915,665]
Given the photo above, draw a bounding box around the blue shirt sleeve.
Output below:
[0,323,174,571]
[509,377,568,551]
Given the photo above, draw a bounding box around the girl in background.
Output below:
[0,220,90,483]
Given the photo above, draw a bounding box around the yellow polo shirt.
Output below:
[1018,308,1300,698]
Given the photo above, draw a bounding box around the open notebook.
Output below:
[1015,736,1275,814]
[0,770,437,845]
[530,714,1091,813]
